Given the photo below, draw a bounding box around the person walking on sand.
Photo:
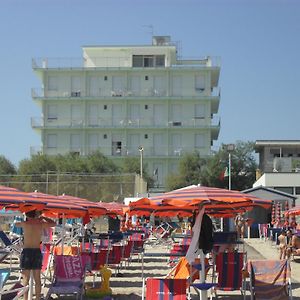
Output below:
[16,210,56,300]
[278,230,287,259]
[235,213,246,239]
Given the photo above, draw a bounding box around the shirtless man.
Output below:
[16,210,56,300]
[286,230,300,258]
[277,230,287,259]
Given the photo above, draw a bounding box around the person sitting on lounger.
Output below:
[286,230,300,258]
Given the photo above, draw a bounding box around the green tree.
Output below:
[122,157,154,188]
[0,155,17,175]
[166,152,207,191]
[200,141,257,190]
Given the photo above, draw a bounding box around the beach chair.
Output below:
[0,268,28,300]
[0,231,22,254]
[249,259,292,300]
[142,278,187,300]
[211,251,246,298]
[45,255,90,300]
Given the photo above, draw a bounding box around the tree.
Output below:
[0,155,17,175]
[200,141,257,190]
[166,152,207,191]
[121,157,154,188]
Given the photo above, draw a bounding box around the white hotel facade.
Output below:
[31,36,221,187]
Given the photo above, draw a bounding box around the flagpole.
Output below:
[228,152,231,190]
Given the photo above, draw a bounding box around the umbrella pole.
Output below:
[199,249,207,300]
[61,214,65,254]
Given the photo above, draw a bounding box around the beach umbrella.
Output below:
[98,201,128,216]
[276,202,282,225]
[0,185,46,212]
[284,201,290,227]
[129,185,272,217]
[271,202,276,225]
[29,191,88,218]
[58,194,107,218]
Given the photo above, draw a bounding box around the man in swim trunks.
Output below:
[16,210,56,300]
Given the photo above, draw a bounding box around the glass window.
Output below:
[195,134,205,148]
[47,134,57,148]
[295,187,300,195]
[155,55,165,66]
[274,187,294,195]
[195,75,205,91]
[132,55,143,67]
[47,104,57,120]
[48,76,58,91]
[144,56,154,67]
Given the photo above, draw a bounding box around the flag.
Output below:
[224,167,229,177]
[219,167,229,181]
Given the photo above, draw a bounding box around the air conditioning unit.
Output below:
[172,121,182,126]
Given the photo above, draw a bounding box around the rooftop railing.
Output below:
[32,56,221,69]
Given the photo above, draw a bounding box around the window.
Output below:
[145,76,149,81]
[144,134,148,139]
[48,76,58,91]
[104,76,108,81]
[295,187,300,195]
[274,187,294,195]
[132,55,143,67]
[144,56,154,67]
[132,55,165,67]
[145,105,148,110]
[47,104,58,120]
[195,134,205,148]
[47,134,57,148]
[195,104,206,119]
[103,134,107,139]
[155,55,165,66]
[195,75,205,91]
[104,105,107,110]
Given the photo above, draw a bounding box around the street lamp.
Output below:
[138,146,144,179]
[225,144,235,190]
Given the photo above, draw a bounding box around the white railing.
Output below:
[30,145,210,157]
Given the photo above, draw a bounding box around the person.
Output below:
[235,213,246,239]
[277,230,287,259]
[15,210,56,300]
[286,230,300,258]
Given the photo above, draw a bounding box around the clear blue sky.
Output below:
[1,0,299,166]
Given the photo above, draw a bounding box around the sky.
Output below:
[1,0,299,167]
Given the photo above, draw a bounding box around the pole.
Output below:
[228,152,231,190]
[139,146,144,196]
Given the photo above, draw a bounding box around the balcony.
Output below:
[31,116,220,130]
[30,145,211,158]
[32,56,221,69]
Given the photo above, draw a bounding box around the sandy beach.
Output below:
[1,237,300,299]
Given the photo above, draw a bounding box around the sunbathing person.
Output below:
[286,230,300,258]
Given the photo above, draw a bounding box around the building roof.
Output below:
[255,140,300,148]
[243,185,297,200]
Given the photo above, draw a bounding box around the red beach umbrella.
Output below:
[0,185,46,213]
[58,194,107,217]
[29,191,88,218]
[98,201,128,216]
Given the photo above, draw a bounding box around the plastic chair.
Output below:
[249,259,292,300]
[45,255,90,300]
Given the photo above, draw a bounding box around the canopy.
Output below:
[0,185,46,212]
[98,201,128,216]
[129,185,272,217]
[29,191,88,218]
[58,194,107,217]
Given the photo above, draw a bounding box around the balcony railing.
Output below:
[30,145,211,158]
[32,56,221,69]
[31,87,220,99]
[31,116,220,129]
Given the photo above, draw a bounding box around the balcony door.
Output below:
[88,104,98,126]
[154,75,165,96]
[70,134,80,153]
[153,104,165,126]
[71,76,81,96]
[153,133,165,155]
[89,77,100,97]
[71,104,82,126]
[130,76,141,96]
[171,134,182,155]
[171,75,182,96]
[88,133,98,154]
[129,104,140,126]
[171,104,182,125]
[112,104,123,126]
[128,134,140,155]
